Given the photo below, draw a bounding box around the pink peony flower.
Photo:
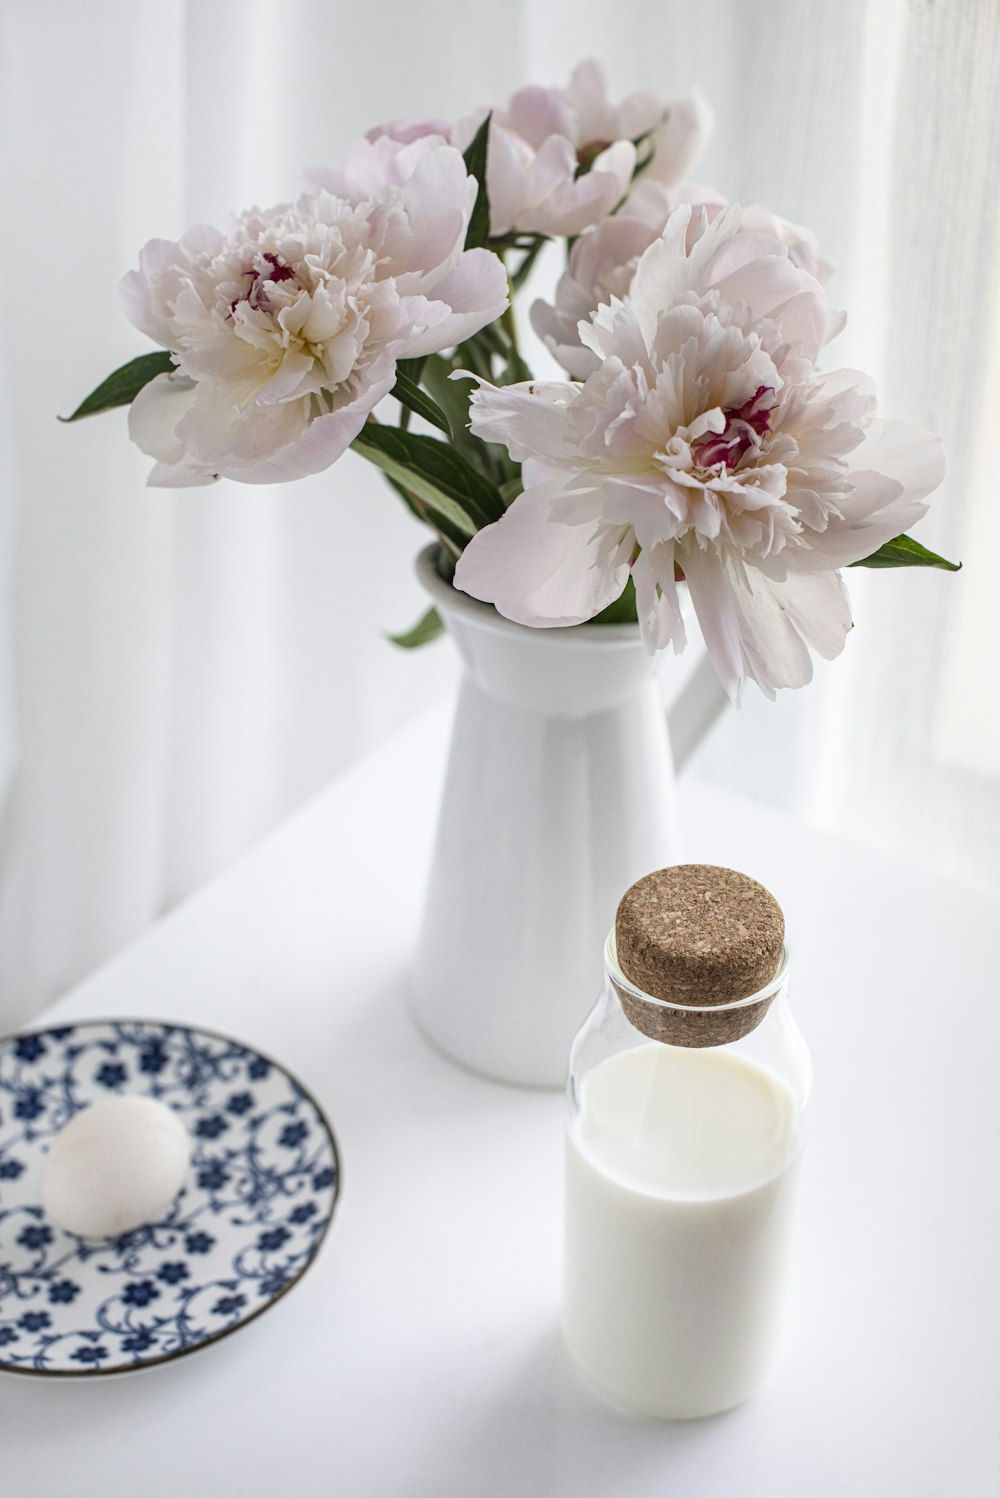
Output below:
[366,118,453,147]
[121,141,508,486]
[361,60,711,241]
[533,181,832,377]
[454,205,945,701]
[482,117,636,239]
[501,58,666,155]
[638,91,714,189]
[485,60,710,236]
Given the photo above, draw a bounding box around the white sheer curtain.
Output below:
[1,0,997,1027]
[679,0,1000,890]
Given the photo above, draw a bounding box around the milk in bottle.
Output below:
[563,865,811,1418]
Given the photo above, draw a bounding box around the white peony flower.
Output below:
[121,140,508,486]
[454,205,945,701]
[533,180,832,378]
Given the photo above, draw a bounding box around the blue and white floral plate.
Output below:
[0,1019,340,1376]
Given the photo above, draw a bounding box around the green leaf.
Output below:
[352,424,506,536]
[462,113,492,250]
[589,577,639,625]
[421,358,479,463]
[466,321,503,362]
[357,438,475,538]
[420,356,514,487]
[60,350,176,421]
[452,332,494,381]
[498,346,533,386]
[380,474,465,560]
[422,355,475,437]
[498,477,523,508]
[850,534,961,571]
[391,370,450,435]
[395,357,426,386]
[388,605,445,649]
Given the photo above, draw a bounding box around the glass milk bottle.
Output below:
[563,864,811,1420]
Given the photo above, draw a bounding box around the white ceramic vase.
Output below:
[411,546,681,1088]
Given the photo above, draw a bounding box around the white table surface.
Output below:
[2,700,997,1498]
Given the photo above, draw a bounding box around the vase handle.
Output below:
[667,651,730,774]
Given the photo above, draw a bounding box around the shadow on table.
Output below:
[408,1326,741,1498]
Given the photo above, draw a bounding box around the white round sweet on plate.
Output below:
[41,1095,191,1239]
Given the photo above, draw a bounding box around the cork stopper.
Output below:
[612,865,785,1047]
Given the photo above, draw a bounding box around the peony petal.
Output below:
[492,129,630,239]
[768,289,829,360]
[501,84,574,150]
[608,85,666,144]
[628,204,737,344]
[522,167,622,238]
[642,91,714,188]
[400,248,509,357]
[175,383,309,470]
[120,226,225,346]
[128,373,198,464]
[847,417,946,502]
[678,545,749,700]
[463,376,580,464]
[521,132,584,203]
[454,481,630,626]
[531,292,602,379]
[578,296,646,367]
[485,121,532,238]
[119,246,181,346]
[682,546,852,701]
[781,413,944,571]
[703,229,789,284]
[529,190,669,375]
[783,469,924,571]
[146,455,219,488]
[221,379,392,485]
[311,135,440,202]
[365,116,453,147]
[589,140,637,200]
[386,145,475,289]
[712,255,823,324]
[562,58,615,142]
[578,206,665,283]
[631,541,687,653]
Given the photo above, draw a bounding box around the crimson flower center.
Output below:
[691,385,775,472]
[230,253,296,316]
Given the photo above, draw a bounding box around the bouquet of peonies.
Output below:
[70,60,956,701]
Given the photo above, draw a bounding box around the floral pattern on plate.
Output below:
[0,1020,339,1376]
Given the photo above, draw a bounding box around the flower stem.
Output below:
[497,248,521,359]
[501,298,520,357]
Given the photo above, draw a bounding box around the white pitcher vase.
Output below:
[411,546,683,1088]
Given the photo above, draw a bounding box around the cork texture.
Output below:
[613,865,784,1047]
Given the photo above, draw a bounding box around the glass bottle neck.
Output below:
[568,937,812,1120]
[604,930,791,1049]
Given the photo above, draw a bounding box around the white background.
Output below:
[0,0,998,1024]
